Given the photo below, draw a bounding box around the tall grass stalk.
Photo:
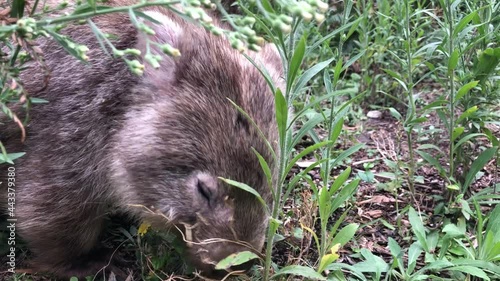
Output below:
[263,25,296,281]
[404,0,416,195]
[443,0,456,182]
[263,108,291,281]
[319,0,351,259]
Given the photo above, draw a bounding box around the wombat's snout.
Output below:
[188,243,258,278]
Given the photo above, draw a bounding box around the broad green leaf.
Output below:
[272,265,326,280]
[442,223,465,237]
[318,244,340,273]
[333,57,343,86]
[473,47,500,84]
[422,99,447,111]
[388,107,403,121]
[215,251,260,270]
[354,249,388,278]
[408,242,423,274]
[454,133,485,153]
[456,105,478,124]
[290,112,330,149]
[463,147,498,191]
[460,198,472,220]
[329,118,344,145]
[406,117,428,126]
[409,207,429,251]
[417,144,444,153]
[318,184,331,226]
[330,179,359,214]
[452,126,465,143]
[287,36,306,94]
[485,204,500,242]
[331,223,359,248]
[219,178,268,213]
[448,49,460,74]
[324,263,367,280]
[357,170,374,182]
[417,260,453,273]
[453,11,478,37]
[455,81,479,102]
[382,69,403,81]
[345,14,361,40]
[274,88,288,147]
[286,158,328,195]
[450,259,500,275]
[251,148,274,199]
[483,127,500,147]
[341,50,366,73]
[388,238,404,274]
[294,58,335,95]
[269,217,281,239]
[449,266,489,280]
[327,143,364,168]
[0,152,25,164]
[259,0,276,13]
[285,141,332,176]
[328,167,352,196]
[388,237,402,259]
[416,150,446,177]
[482,238,500,262]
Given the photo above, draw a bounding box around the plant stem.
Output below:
[35,0,180,27]
[404,0,416,195]
[0,1,181,33]
[263,18,297,281]
[263,109,291,281]
[445,0,456,181]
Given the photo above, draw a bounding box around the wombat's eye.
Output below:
[197,180,212,203]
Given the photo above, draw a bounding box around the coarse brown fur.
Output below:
[0,1,283,279]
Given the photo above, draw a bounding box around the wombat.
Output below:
[0,1,282,279]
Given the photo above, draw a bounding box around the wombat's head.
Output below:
[110,9,282,278]
[179,171,269,277]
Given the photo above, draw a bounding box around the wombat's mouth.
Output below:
[178,223,260,279]
[188,246,258,279]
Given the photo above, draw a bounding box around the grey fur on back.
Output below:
[1,1,282,278]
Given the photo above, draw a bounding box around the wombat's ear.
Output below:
[135,10,182,79]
